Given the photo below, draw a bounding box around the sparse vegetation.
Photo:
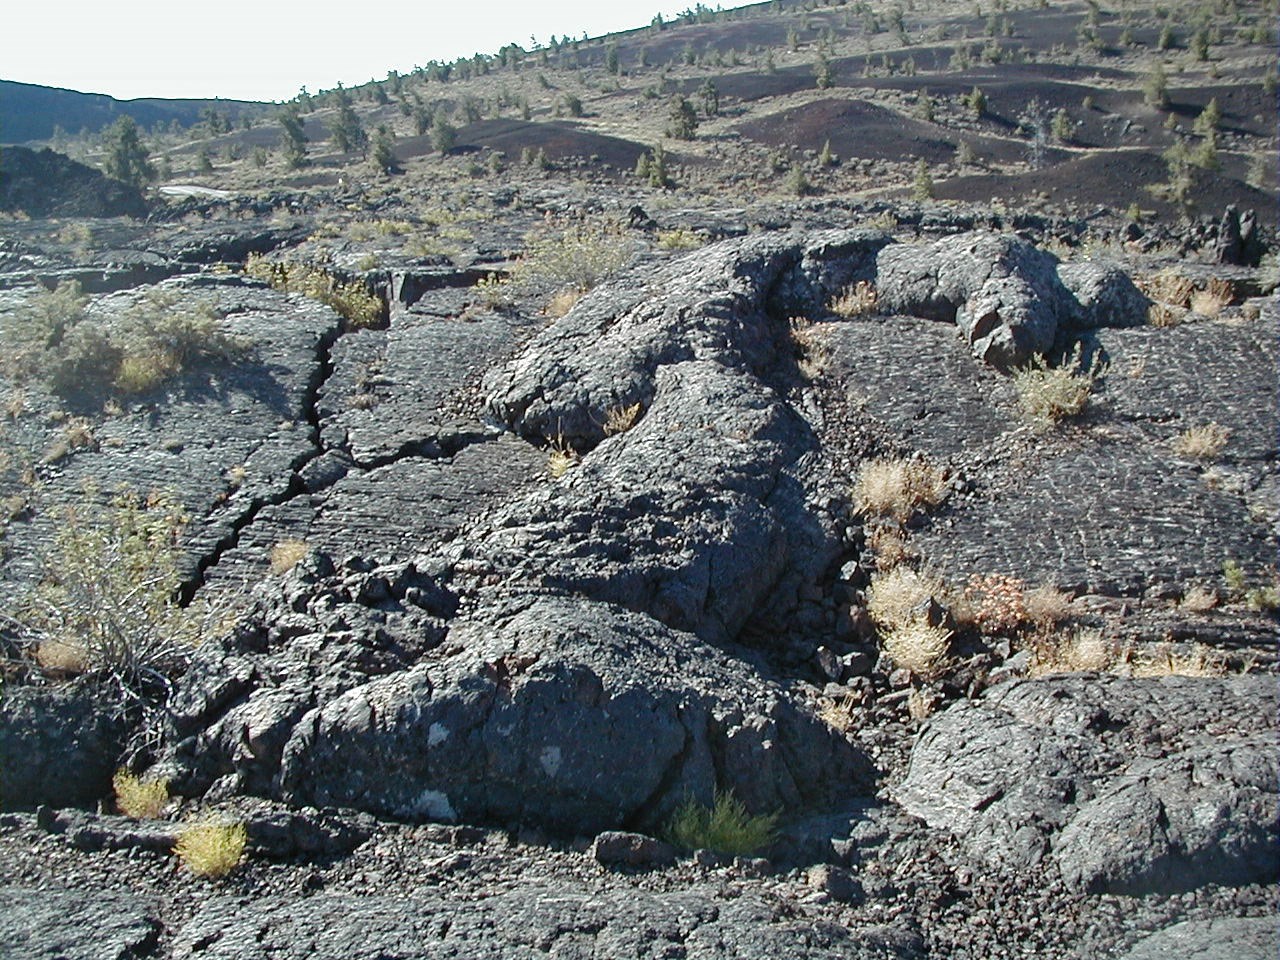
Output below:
[174,819,248,878]
[866,564,946,632]
[1171,423,1230,459]
[881,619,952,678]
[269,539,310,575]
[853,457,947,522]
[829,281,878,318]
[245,255,383,329]
[665,790,778,856]
[602,403,643,436]
[113,770,169,818]
[547,436,579,478]
[509,221,637,293]
[8,492,221,690]
[1011,350,1100,427]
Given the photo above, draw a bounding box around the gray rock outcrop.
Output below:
[895,674,1278,894]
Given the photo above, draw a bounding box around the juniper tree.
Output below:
[329,87,367,155]
[279,105,309,168]
[102,116,155,188]
[667,96,699,140]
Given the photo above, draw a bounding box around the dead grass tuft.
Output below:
[1180,584,1219,612]
[829,281,879,318]
[543,287,584,318]
[789,317,829,380]
[269,539,310,576]
[853,457,947,522]
[1012,351,1099,427]
[1023,584,1074,627]
[547,435,579,479]
[602,403,643,437]
[1171,423,1230,459]
[1028,629,1114,676]
[882,620,952,678]
[867,565,946,631]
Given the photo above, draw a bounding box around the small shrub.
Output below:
[1125,642,1226,678]
[174,819,247,878]
[602,403,643,436]
[866,565,946,631]
[1189,280,1233,318]
[1171,423,1230,459]
[853,457,947,522]
[1011,351,1099,427]
[113,769,169,818]
[9,491,227,687]
[245,255,383,329]
[656,229,704,251]
[666,790,778,856]
[1222,558,1246,596]
[829,281,878,318]
[882,620,952,678]
[1246,585,1280,613]
[510,221,636,293]
[961,573,1028,633]
[269,539,310,575]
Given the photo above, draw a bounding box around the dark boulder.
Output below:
[895,675,1277,895]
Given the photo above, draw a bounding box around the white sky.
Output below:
[3,1,704,103]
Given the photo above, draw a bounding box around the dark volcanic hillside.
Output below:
[0,1,1277,959]
[0,79,268,143]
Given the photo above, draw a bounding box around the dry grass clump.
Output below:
[1028,629,1114,676]
[1023,584,1074,627]
[882,620,952,678]
[1138,268,1196,308]
[1012,352,1099,427]
[1147,302,1184,328]
[602,403,643,437]
[509,220,636,292]
[1030,633,1229,679]
[1171,423,1230,459]
[1180,584,1219,612]
[866,524,912,570]
[829,281,879,318]
[853,457,947,522]
[1189,285,1232,318]
[543,287,584,318]
[174,819,247,878]
[817,693,859,733]
[1125,643,1227,678]
[866,565,946,631]
[113,769,169,819]
[269,539,310,575]
[789,316,829,380]
[547,436,579,479]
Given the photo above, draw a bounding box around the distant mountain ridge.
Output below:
[0,79,269,144]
